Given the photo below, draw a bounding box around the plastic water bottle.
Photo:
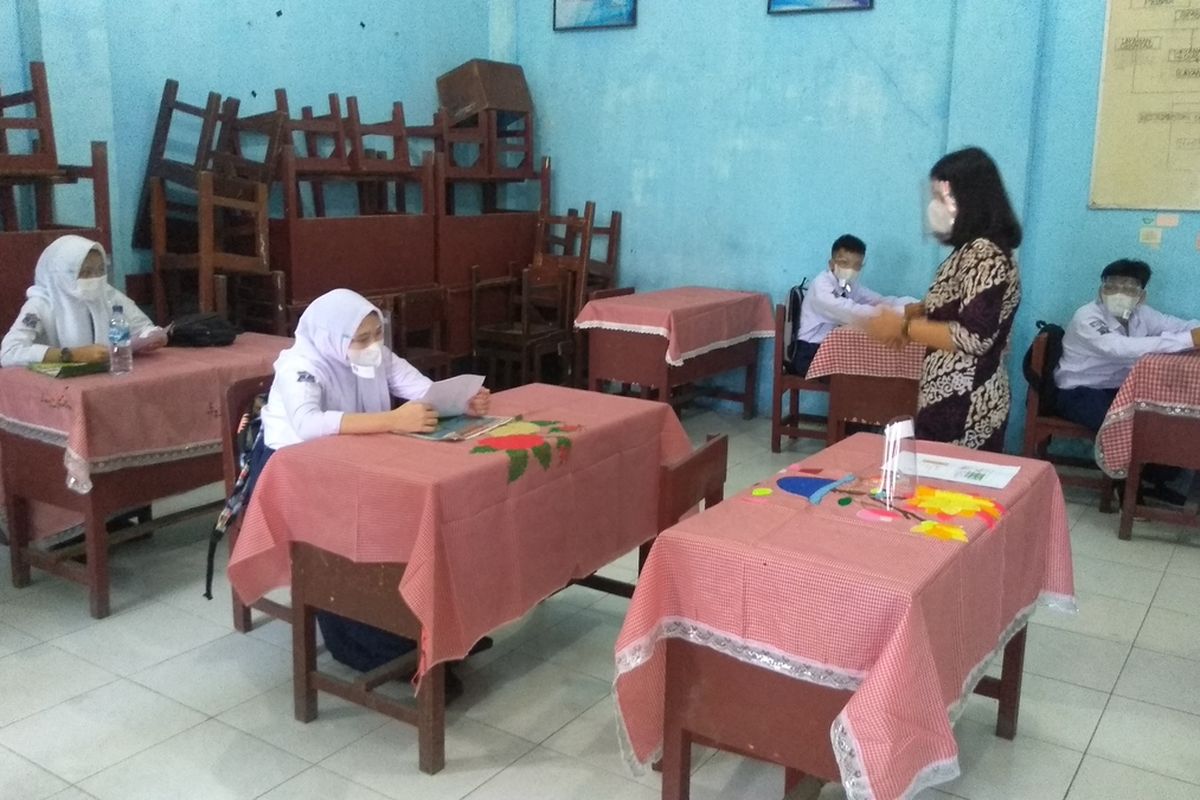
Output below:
[108,304,132,375]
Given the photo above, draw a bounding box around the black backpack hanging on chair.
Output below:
[783,278,809,374]
[1022,319,1066,415]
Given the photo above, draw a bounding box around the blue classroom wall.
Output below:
[515,0,1200,452]
[8,2,1200,453]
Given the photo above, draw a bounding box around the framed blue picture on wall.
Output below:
[554,0,637,31]
[768,0,873,13]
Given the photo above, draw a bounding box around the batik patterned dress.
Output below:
[917,238,1021,452]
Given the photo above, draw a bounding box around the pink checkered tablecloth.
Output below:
[229,384,691,680]
[574,287,773,366]
[0,334,288,539]
[806,327,925,381]
[1095,351,1200,479]
[614,433,1075,800]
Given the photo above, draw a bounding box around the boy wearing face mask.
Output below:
[1054,258,1200,433]
[1,235,167,368]
[790,234,916,376]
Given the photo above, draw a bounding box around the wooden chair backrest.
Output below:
[0,61,58,173]
[397,284,449,350]
[220,373,274,495]
[658,434,729,532]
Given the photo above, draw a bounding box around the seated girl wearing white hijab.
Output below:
[0,234,167,368]
[245,289,490,693]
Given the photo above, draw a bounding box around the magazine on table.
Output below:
[405,415,513,442]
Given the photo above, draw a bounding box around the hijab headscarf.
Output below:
[275,288,391,413]
[27,235,112,348]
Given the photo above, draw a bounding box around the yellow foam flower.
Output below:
[905,486,1002,524]
[910,520,969,543]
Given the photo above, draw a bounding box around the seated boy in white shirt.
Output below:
[1055,258,1200,501]
[788,234,917,376]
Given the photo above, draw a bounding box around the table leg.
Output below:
[661,709,692,799]
[84,507,111,618]
[5,493,31,588]
[293,598,318,723]
[995,626,1026,740]
[418,662,446,774]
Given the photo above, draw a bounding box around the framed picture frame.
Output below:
[554,0,637,32]
[768,0,873,14]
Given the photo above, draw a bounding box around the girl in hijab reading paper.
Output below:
[0,235,167,367]
[239,289,491,693]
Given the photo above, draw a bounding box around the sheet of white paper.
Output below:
[418,374,485,417]
[915,454,1020,489]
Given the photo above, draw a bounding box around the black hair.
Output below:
[831,234,866,257]
[929,147,1022,254]
[1101,258,1152,288]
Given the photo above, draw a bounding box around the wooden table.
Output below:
[576,287,774,419]
[806,327,924,446]
[228,384,691,774]
[615,434,1075,800]
[0,334,288,616]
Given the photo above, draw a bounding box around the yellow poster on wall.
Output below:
[1092,0,1200,210]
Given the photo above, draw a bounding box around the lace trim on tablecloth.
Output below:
[615,592,1074,797]
[1095,401,1200,479]
[572,322,772,367]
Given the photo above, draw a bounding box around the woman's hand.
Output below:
[72,344,110,364]
[467,388,491,416]
[388,401,438,434]
[859,308,906,346]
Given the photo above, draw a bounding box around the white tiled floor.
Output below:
[2,407,1199,799]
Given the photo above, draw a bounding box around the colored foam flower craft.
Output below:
[471,418,577,482]
[903,486,1004,528]
[910,520,969,543]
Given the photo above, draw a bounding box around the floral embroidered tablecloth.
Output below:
[229,383,691,677]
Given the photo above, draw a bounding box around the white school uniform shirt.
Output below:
[0,235,161,367]
[1054,299,1198,391]
[260,289,433,450]
[795,268,916,344]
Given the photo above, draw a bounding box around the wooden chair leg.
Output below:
[150,179,171,324]
[417,661,446,774]
[743,358,757,420]
[771,388,784,454]
[293,599,318,722]
[661,673,693,800]
[197,173,216,313]
[638,539,654,573]
[790,387,800,424]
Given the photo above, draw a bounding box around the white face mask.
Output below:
[926,199,955,239]
[348,342,384,378]
[75,276,107,302]
[833,267,858,288]
[1103,294,1138,321]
